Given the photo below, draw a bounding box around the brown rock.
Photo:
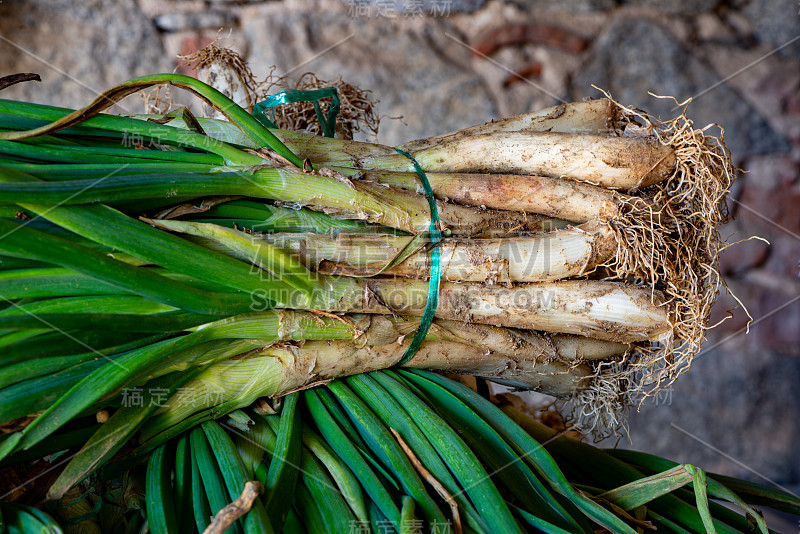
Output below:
[0,0,171,112]
[762,237,800,279]
[736,157,800,236]
[717,234,770,275]
[748,287,800,351]
[155,11,236,32]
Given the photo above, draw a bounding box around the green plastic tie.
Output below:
[253,88,341,138]
[395,148,441,366]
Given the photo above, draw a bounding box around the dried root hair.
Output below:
[180,41,260,94]
[561,347,639,437]
[259,69,380,140]
[179,38,260,115]
[179,41,380,140]
[141,83,174,115]
[534,93,736,436]
[587,90,737,419]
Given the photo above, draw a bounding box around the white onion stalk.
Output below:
[237,166,557,237]
[399,98,624,152]
[148,341,589,434]
[268,131,675,191]
[147,313,630,434]
[261,220,615,283]
[366,132,676,190]
[424,319,630,362]
[185,44,257,118]
[276,279,671,343]
[353,170,633,224]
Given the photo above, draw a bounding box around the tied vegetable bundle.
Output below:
[0,67,761,533]
[0,72,731,430]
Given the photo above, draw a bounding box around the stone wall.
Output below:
[1,0,798,528]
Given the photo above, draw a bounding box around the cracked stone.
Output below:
[620,0,719,15]
[0,0,171,111]
[571,16,790,155]
[743,0,800,60]
[336,0,488,15]
[154,11,237,32]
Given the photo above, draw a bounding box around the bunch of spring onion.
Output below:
[0,72,741,532]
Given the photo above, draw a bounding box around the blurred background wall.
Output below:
[1,0,798,528]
